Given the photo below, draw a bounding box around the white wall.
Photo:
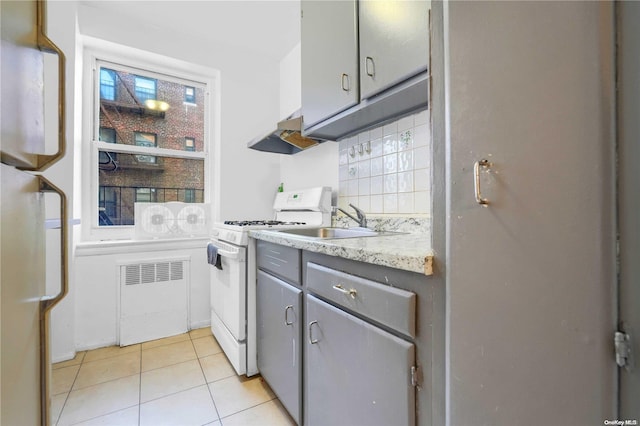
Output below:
[73,240,210,353]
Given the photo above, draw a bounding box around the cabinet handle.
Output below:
[474,159,491,205]
[284,305,294,326]
[308,320,319,344]
[365,56,375,77]
[341,73,350,92]
[333,283,357,299]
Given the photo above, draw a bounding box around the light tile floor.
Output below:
[52,328,296,426]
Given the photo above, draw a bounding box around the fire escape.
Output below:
[99,71,166,172]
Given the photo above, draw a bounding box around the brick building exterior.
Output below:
[98,68,205,225]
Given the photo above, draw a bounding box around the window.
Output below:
[185,86,196,103]
[135,188,157,203]
[135,76,156,102]
[89,56,210,235]
[184,189,195,203]
[134,132,157,163]
[100,69,116,100]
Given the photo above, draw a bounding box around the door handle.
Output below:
[341,73,350,92]
[333,283,357,299]
[474,159,491,205]
[284,305,294,326]
[308,321,319,344]
[22,0,67,172]
[38,174,68,426]
[365,56,375,77]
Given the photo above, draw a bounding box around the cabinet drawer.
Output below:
[257,241,301,284]
[306,262,416,338]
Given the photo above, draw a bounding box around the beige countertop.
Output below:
[249,229,433,276]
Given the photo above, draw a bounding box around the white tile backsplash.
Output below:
[338,109,432,216]
[383,153,397,174]
[358,159,371,178]
[370,176,383,195]
[384,174,398,193]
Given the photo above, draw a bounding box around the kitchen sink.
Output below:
[274,227,402,239]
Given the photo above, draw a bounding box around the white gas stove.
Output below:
[208,187,332,376]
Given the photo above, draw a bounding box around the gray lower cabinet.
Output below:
[305,294,416,426]
[256,270,302,424]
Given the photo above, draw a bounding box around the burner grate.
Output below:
[223,220,307,227]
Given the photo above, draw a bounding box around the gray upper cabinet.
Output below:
[301,0,359,128]
[359,0,430,99]
[301,0,430,141]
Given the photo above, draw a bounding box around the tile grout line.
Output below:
[191,331,223,425]
[54,352,85,426]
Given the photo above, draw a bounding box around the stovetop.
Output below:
[212,220,317,245]
[222,220,307,227]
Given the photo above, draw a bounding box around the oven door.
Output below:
[209,239,247,341]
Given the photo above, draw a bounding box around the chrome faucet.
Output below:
[337,203,367,228]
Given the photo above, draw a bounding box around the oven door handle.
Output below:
[210,243,240,260]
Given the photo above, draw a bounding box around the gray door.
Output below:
[305,295,415,426]
[617,0,640,419]
[439,1,617,424]
[256,270,302,424]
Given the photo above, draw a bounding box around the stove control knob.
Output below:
[211,229,219,237]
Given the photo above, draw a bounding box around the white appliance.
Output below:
[1,1,68,424]
[209,186,332,376]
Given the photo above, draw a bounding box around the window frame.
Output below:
[82,39,218,241]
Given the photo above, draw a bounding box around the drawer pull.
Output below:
[333,283,357,299]
[308,321,319,344]
[284,305,294,326]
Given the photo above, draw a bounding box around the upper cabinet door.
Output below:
[301,0,359,128]
[359,0,429,100]
[0,0,45,169]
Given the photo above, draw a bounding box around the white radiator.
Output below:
[119,258,189,346]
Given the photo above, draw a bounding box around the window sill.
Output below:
[76,236,209,257]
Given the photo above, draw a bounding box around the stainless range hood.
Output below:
[247,113,324,155]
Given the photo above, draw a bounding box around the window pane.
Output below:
[98,68,205,152]
[98,152,204,226]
